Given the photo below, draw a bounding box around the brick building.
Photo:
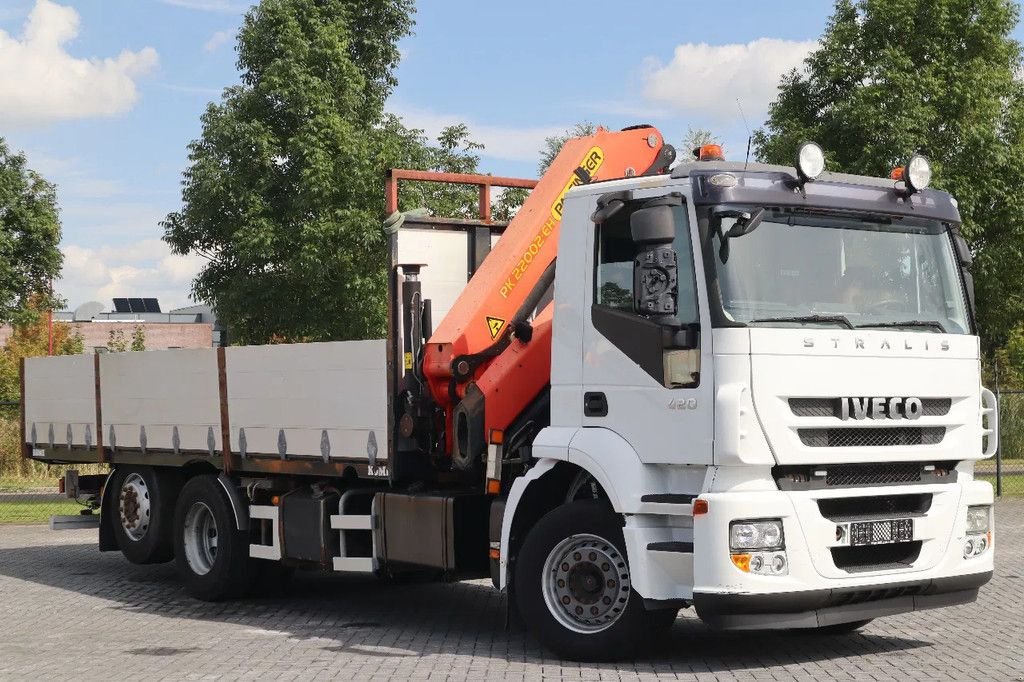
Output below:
[0,301,222,353]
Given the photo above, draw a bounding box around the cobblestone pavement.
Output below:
[1,501,1022,682]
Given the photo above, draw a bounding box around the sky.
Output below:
[2,0,1021,312]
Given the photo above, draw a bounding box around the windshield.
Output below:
[708,208,970,334]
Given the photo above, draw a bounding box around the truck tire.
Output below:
[174,474,250,601]
[110,466,180,564]
[514,499,659,661]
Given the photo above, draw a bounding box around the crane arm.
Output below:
[418,126,676,460]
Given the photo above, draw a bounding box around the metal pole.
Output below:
[47,278,54,356]
[995,359,1002,497]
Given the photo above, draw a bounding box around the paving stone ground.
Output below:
[1,500,1023,681]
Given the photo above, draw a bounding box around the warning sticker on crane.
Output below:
[486,316,506,340]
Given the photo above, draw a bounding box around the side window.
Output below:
[594,205,699,322]
[671,207,699,326]
[592,199,701,388]
[595,224,634,310]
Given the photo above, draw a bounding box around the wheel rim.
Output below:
[182,501,219,576]
[541,533,631,634]
[118,473,151,542]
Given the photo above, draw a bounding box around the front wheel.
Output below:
[514,500,661,661]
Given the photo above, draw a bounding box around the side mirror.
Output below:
[953,232,973,267]
[630,204,678,323]
[951,231,976,317]
[715,207,765,263]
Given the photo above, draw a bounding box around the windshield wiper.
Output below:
[748,314,855,329]
[856,320,947,333]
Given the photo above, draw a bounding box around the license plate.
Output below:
[850,518,914,546]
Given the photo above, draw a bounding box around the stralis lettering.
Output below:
[840,397,923,420]
[803,337,951,351]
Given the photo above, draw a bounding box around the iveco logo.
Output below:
[840,397,923,421]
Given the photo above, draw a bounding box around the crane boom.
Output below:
[417,126,676,463]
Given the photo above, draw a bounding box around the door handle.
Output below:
[584,392,608,417]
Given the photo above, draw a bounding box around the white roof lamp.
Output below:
[795,141,826,184]
[904,153,932,193]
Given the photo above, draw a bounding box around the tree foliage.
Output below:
[164,0,487,344]
[131,325,146,352]
[538,122,599,175]
[0,138,63,327]
[0,298,83,404]
[681,127,718,160]
[753,0,1024,349]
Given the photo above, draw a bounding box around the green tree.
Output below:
[0,138,63,326]
[681,127,718,160]
[753,0,1024,349]
[107,328,128,353]
[130,325,146,352]
[0,297,83,403]
[538,122,598,175]
[163,0,479,344]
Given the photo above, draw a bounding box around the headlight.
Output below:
[795,141,825,182]
[966,505,990,535]
[730,519,785,551]
[904,153,932,192]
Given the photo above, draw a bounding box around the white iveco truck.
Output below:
[21,129,996,661]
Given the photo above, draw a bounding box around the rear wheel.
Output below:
[515,500,661,661]
[174,475,250,601]
[110,466,180,564]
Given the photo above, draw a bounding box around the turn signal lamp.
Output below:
[731,553,751,572]
[695,144,725,161]
[486,478,501,495]
[890,167,905,180]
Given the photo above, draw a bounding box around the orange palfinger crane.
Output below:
[408,126,676,471]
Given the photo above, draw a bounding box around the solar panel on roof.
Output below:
[128,298,146,313]
[143,298,161,313]
[112,298,130,313]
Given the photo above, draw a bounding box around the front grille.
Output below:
[818,494,932,521]
[826,462,921,486]
[831,541,922,573]
[789,397,952,418]
[773,461,957,490]
[798,426,945,447]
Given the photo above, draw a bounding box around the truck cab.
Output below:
[501,149,994,656]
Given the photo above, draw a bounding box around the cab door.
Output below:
[579,193,714,465]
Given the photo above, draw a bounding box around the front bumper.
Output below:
[693,570,991,630]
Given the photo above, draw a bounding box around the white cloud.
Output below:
[392,105,565,163]
[58,239,205,311]
[27,152,124,199]
[642,38,817,119]
[204,29,232,52]
[0,0,159,128]
[162,0,249,12]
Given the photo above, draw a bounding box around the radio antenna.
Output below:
[736,98,752,170]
